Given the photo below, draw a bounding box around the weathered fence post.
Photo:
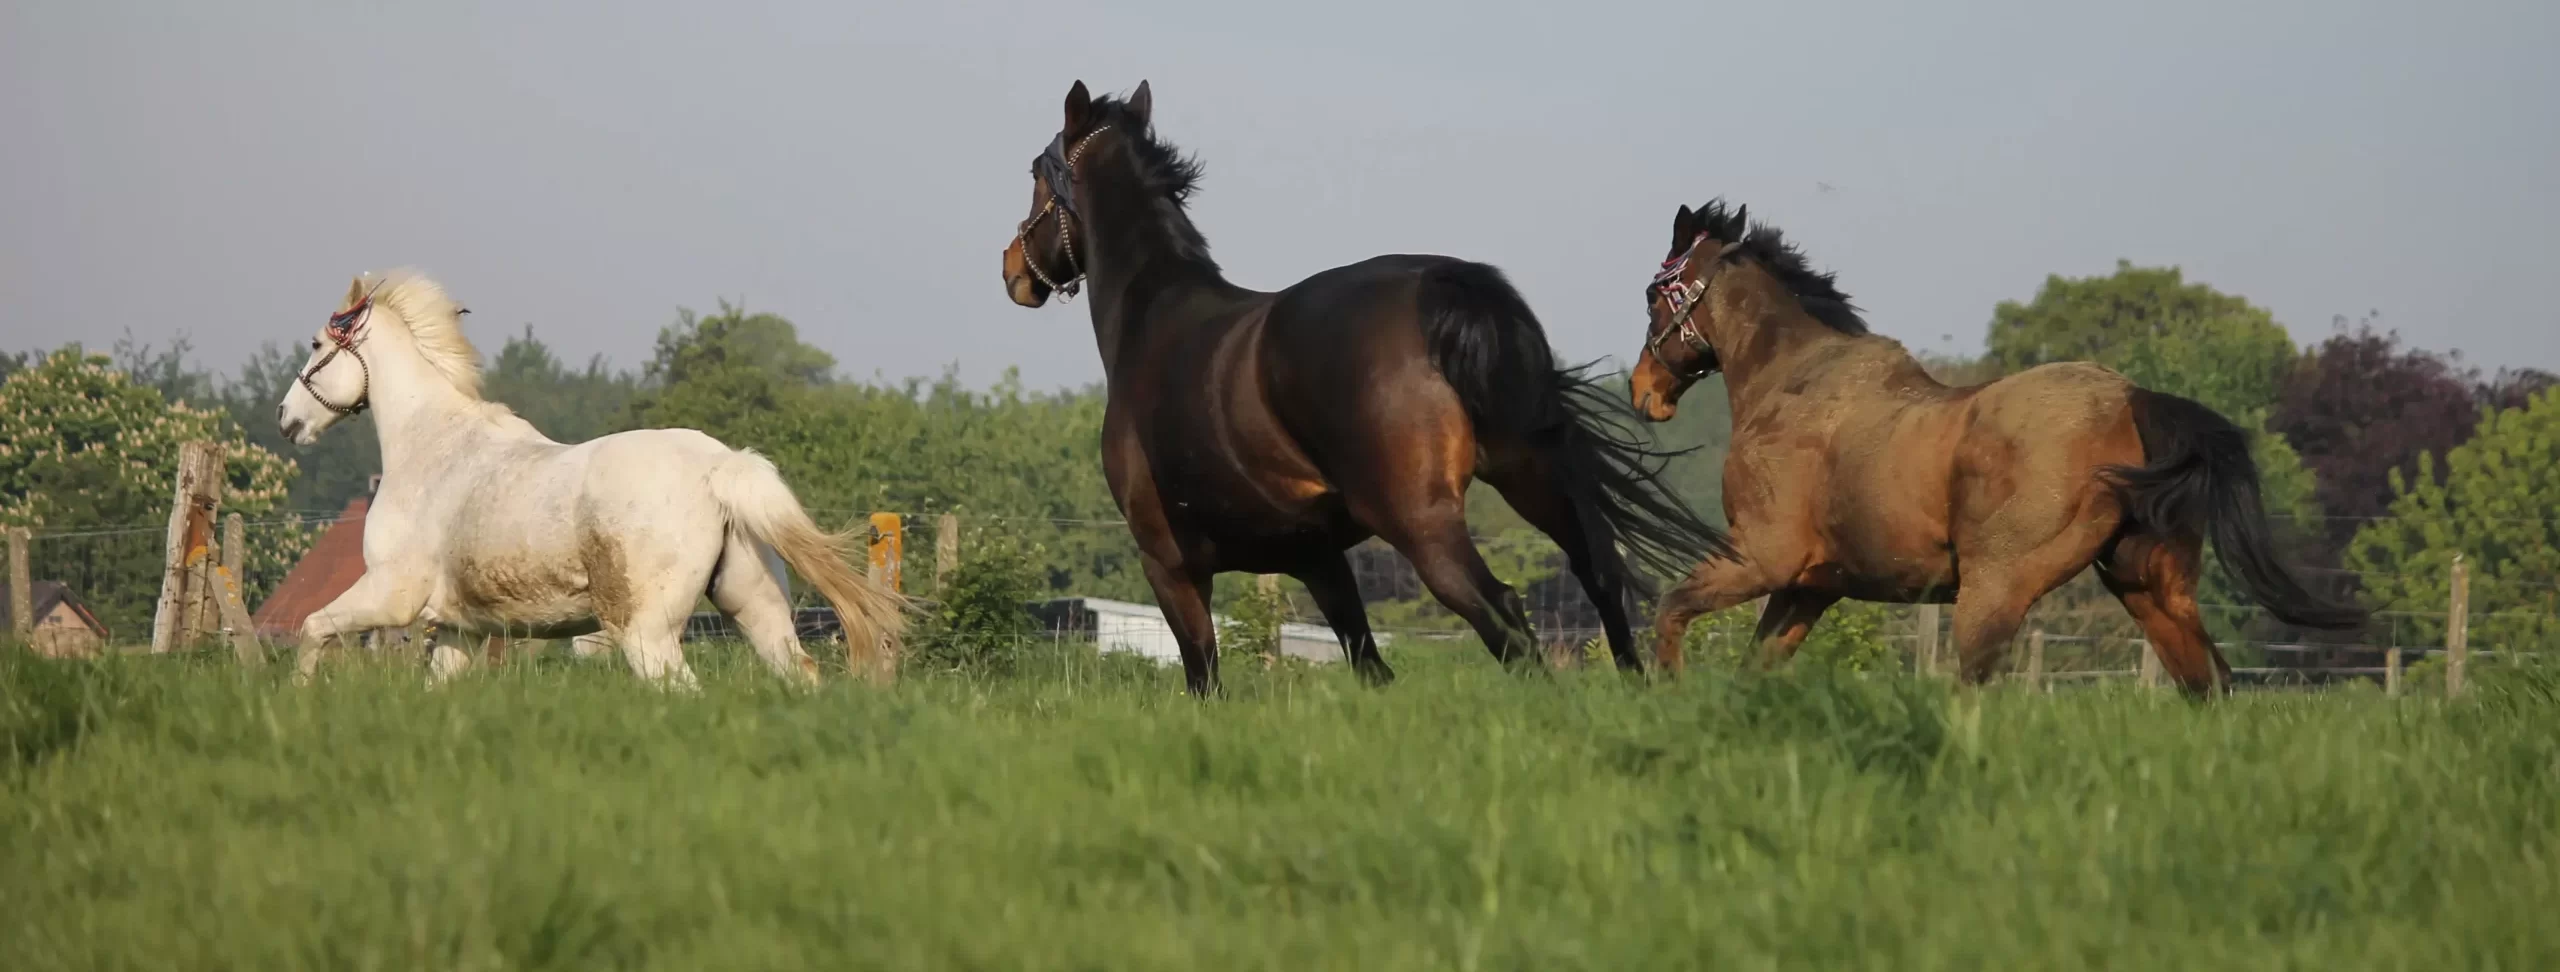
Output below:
[1914,603,1942,677]
[2446,554,2471,699]
[2139,638,2163,690]
[1257,573,1285,665]
[2385,647,2404,697]
[152,441,223,654]
[6,526,30,641]
[935,512,961,590]
[222,513,244,587]
[867,512,904,593]
[2026,628,2046,692]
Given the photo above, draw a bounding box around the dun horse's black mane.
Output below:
[1084,94,1216,269]
[1692,198,1868,336]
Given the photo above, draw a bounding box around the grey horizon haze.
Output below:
[4,0,2556,396]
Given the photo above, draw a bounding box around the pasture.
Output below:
[5,640,2554,970]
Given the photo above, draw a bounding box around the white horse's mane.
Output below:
[348,269,484,399]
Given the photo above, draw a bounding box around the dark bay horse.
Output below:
[998,81,1731,695]
[1628,199,2363,697]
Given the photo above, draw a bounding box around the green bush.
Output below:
[904,535,1048,676]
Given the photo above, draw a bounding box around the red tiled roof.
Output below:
[251,497,370,637]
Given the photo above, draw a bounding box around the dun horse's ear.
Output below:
[1064,80,1094,132]
[1731,204,1750,243]
[1126,80,1153,130]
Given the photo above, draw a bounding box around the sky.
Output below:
[5,0,2556,394]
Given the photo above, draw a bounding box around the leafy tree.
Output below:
[2480,368,2559,414]
[482,325,639,444]
[2270,315,2491,557]
[0,349,310,637]
[2346,387,2560,650]
[1989,260,2297,418]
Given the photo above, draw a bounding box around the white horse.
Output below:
[275,270,906,688]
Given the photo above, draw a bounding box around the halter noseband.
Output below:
[298,280,382,417]
[1014,125,1112,301]
[1646,233,1748,377]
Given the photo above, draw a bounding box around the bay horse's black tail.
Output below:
[1415,261,1737,596]
[2104,388,2365,629]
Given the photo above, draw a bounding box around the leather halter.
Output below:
[1014,125,1112,301]
[1645,232,1748,377]
[298,280,382,416]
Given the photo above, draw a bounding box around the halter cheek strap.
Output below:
[1015,125,1112,301]
[1646,233,1748,376]
[298,281,382,416]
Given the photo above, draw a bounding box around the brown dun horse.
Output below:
[1629,199,2363,696]
[999,81,1732,695]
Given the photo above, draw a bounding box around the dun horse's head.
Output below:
[1632,203,1748,422]
[1002,79,1149,308]
[277,275,387,445]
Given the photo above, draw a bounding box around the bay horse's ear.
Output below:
[1670,204,1696,252]
[1064,80,1094,132]
[1126,80,1153,130]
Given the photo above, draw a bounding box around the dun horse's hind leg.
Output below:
[710,533,821,686]
[1290,552,1393,685]
[2097,532,2231,698]
[1483,466,1639,673]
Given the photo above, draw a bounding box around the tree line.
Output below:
[4,263,2553,648]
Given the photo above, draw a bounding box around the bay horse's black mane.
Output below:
[1690,198,1869,336]
[1082,94,1217,271]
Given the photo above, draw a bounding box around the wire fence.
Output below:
[12,508,2553,685]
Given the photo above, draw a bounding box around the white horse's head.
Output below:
[277,271,480,444]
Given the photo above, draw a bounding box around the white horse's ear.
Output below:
[344,275,369,309]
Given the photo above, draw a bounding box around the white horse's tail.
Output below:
[706,450,911,683]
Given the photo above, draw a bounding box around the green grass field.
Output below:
[4,642,2555,970]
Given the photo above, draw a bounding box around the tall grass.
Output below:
[3,642,2554,970]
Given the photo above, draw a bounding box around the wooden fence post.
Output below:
[7,526,30,640]
[2385,647,2403,698]
[867,512,904,593]
[2139,638,2163,690]
[2446,554,2471,699]
[152,441,222,654]
[1914,603,1942,677]
[935,512,960,590]
[2026,628,2046,692]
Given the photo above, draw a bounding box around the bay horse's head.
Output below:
[1632,202,1749,422]
[1002,79,1149,308]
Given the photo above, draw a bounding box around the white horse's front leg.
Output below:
[294,572,429,684]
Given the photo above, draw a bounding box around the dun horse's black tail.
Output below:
[1415,261,1736,598]
[2105,388,2365,629]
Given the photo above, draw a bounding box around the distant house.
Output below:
[4,581,111,659]
[252,492,372,641]
[1026,596,1377,665]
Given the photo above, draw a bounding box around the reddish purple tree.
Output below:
[2480,367,2558,413]
[2269,316,2485,558]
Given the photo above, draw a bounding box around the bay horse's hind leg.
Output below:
[709,531,821,686]
[2097,531,2232,698]
[1290,552,1393,685]
[1483,466,1639,673]
[1381,515,1537,669]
